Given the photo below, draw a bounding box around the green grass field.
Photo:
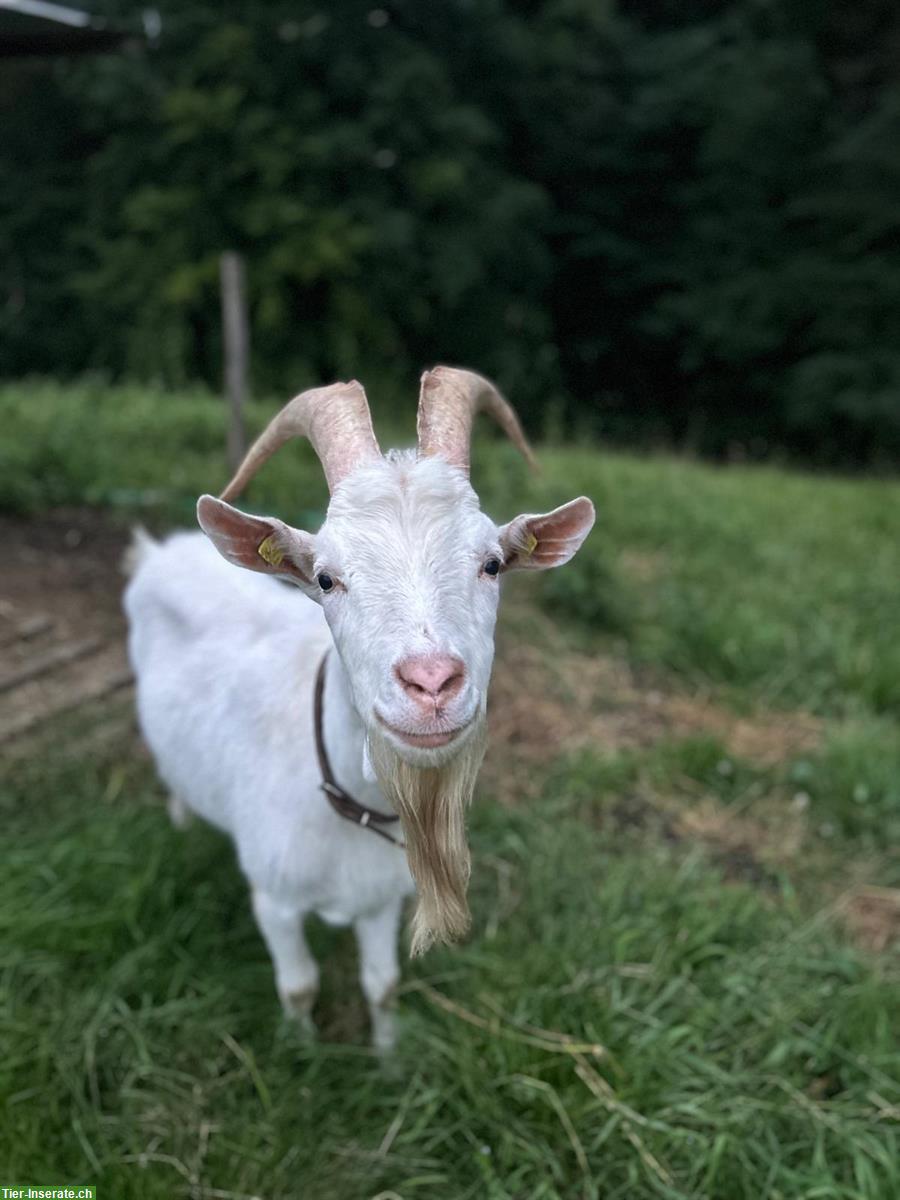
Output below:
[1,381,899,1198]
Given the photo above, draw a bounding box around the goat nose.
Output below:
[395,654,465,707]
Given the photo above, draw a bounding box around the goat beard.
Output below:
[368,719,488,958]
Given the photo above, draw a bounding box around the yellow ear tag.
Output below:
[257,534,284,567]
[524,531,538,557]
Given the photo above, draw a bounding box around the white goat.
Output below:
[125,367,594,1049]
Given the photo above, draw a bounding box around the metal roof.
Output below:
[0,0,150,56]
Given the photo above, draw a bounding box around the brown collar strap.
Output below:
[314,653,404,848]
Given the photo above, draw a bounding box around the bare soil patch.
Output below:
[836,887,900,953]
[484,597,823,805]
[0,508,129,636]
[0,508,132,744]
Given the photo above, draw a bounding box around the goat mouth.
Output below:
[375,712,474,750]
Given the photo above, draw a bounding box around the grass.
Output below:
[2,378,899,1197]
[3,745,898,1199]
[518,446,900,718]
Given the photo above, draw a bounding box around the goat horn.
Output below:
[416,365,538,474]
[220,380,382,500]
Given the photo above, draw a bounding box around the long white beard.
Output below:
[368,720,488,957]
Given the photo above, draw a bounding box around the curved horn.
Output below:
[416,365,538,474]
[220,380,381,500]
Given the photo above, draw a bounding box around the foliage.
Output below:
[2,1,899,461]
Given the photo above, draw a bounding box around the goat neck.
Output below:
[319,647,395,817]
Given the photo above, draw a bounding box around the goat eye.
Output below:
[483,557,501,577]
[317,572,335,592]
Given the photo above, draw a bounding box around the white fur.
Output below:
[315,454,500,755]
[125,452,593,1049]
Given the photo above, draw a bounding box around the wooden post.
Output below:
[220,250,249,472]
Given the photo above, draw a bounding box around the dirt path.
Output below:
[0,509,133,745]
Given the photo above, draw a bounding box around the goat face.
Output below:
[316,453,500,765]
[197,450,594,768]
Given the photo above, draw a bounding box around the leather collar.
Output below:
[314,653,403,847]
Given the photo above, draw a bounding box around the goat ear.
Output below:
[197,495,317,588]
[498,497,595,572]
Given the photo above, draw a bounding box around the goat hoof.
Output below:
[280,987,318,1037]
[275,1016,317,1051]
[370,1005,402,1057]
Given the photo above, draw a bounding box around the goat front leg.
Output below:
[355,896,404,1054]
[251,889,319,1032]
